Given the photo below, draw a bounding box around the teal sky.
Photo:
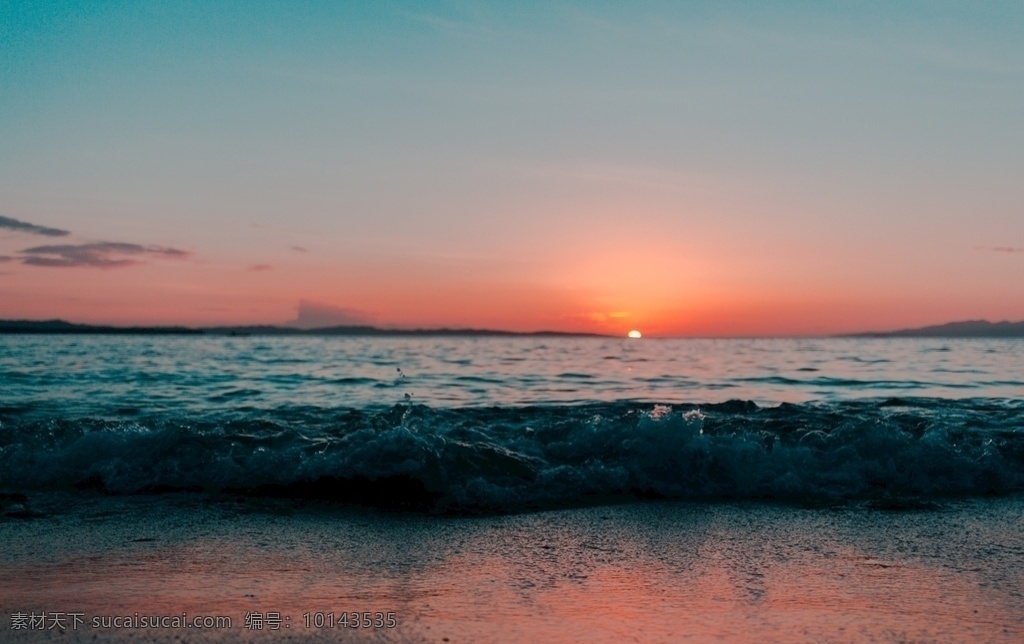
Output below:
[2,1,1023,334]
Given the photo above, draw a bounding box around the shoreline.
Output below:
[3,493,1023,642]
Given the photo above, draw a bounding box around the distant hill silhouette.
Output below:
[0,319,201,335]
[849,320,1024,338]
[0,319,607,337]
[4,318,1022,338]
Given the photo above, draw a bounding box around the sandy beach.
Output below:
[3,492,1022,643]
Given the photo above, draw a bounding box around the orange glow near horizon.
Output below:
[2,263,1020,337]
[1,231,1022,336]
[2,2,1024,337]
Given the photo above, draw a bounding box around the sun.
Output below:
[627,330,642,339]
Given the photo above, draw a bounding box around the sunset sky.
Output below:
[2,1,1022,336]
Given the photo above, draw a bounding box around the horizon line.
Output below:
[2,317,1023,340]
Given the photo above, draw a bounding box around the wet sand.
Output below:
[2,494,1023,642]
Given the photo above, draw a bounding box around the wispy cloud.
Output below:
[247,264,273,272]
[19,242,190,268]
[978,246,1024,254]
[0,255,15,263]
[291,246,308,253]
[0,215,70,237]
[398,7,496,41]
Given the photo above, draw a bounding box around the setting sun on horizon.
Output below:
[4,4,1024,643]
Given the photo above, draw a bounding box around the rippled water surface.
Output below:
[2,336,1022,413]
[2,336,1022,511]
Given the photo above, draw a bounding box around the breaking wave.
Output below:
[2,399,1022,513]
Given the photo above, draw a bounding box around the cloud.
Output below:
[291,246,308,253]
[19,242,190,268]
[0,215,70,237]
[0,255,14,263]
[977,245,1024,254]
[247,264,273,272]
[289,300,372,329]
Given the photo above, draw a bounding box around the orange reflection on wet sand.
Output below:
[2,496,1022,642]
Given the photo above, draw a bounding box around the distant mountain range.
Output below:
[1,318,1023,338]
[0,319,607,337]
[848,320,1024,338]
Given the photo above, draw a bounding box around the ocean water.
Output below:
[2,335,1024,641]
[1,335,1022,512]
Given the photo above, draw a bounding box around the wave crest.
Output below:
[2,399,1021,513]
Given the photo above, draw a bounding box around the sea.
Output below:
[1,335,1022,642]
